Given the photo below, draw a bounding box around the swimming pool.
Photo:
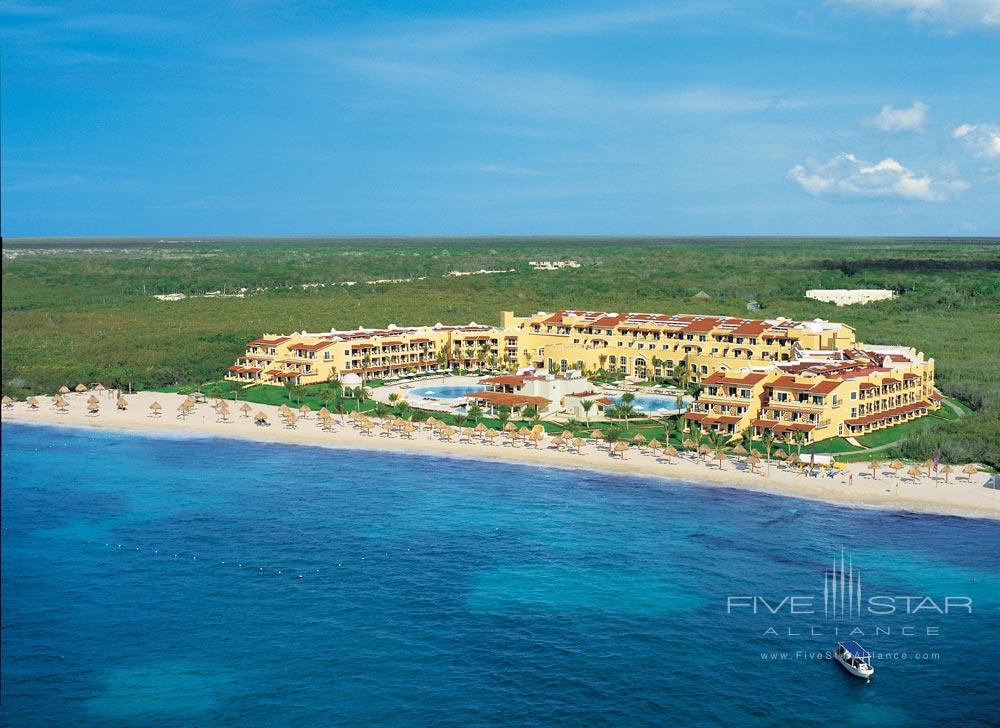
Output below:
[612,394,685,415]
[410,385,483,399]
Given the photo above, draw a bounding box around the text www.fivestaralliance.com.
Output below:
[761,651,940,661]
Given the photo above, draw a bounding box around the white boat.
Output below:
[836,641,874,681]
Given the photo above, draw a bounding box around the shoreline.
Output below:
[3,392,998,520]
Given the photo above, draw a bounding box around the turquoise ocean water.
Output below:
[2,423,998,726]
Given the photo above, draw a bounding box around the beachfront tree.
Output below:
[740,428,754,453]
[760,431,776,475]
[467,403,484,425]
[604,427,622,445]
[672,414,686,445]
[707,429,730,469]
[373,402,389,420]
[361,352,373,386]
[396,401,412,420]
[283,380,296,401]
[581,399,594,424]
[792,429,806,457]
[598,353,608,373]
[497,405,511,429]
[453,414,469,429]
[333,398,348,423]
[388,392,401,406]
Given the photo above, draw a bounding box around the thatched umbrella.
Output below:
[774,448,787,461]
[552,436,564,450]
[116,396,128,410]
[86,402,99,416]
[2,395,13,408]
[698,443,710,460]
[962,464,979,482]
[747,450,761,473]
[572,437,585,454]
[907,466,922,481]
[733,444,747,457]
[648,439,663,457]
[285,411,299,428]
[75,383,87,393]
[255,411,269,425]
[787,453,800,469]
[941,464,954,484]
[590,429,603,442]
[87,395,99,405]
[318,406,329,417]
[149,401,163,416]
[504,422,517,432]
[889,460,904,479]
[923,459,935,477]
[58,385,71,395]
[55,398,69,413]
[240,402,253,418]
[27,396,39,409]
[177,402,189,418]
[665,444,678,463]
[682,438,696,456]
[612,441,630,459]
[868,459,882,480]
[94,383,106,393]
[485,429,500,444]
[520,426,532,436]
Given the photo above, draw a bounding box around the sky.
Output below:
[2,0,999,237]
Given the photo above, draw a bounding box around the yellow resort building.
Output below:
[227,308,941,443]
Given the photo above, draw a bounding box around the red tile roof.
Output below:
[703,371,769,386]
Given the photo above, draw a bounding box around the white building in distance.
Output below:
[805,289,895,306]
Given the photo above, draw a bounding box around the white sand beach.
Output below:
[3,391,997,520]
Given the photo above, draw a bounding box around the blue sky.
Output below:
[2,0,999,236]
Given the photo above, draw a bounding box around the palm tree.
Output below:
[604,426,622,446]
[671,415,686,446]
[652,356,664,382]
[283,380,296,401]
[675,357,690,391]
[620,392,636,426]
[372,402,390,420]
[388,392,401,406]
[467,403,484,425]
[361,351,373,386]
[333,398,348,423]
[581,399,594,425]
[760,431,775,475]
[739,427,754,454]
[707,429,730,469]
[453,414,469,429]
[497,405,511,430]
[598,353,608,373]
[396,401,413,420]
[792,429,806,458]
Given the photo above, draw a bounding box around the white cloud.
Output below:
[869,100,927,132]
[788,153,967,202]
[835,0,1000,31]
[953,123,1000,158]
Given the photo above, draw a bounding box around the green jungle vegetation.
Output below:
[3,236,999,468]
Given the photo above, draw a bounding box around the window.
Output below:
[850,391,857,400]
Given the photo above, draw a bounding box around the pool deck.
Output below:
[373,374,486,412]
